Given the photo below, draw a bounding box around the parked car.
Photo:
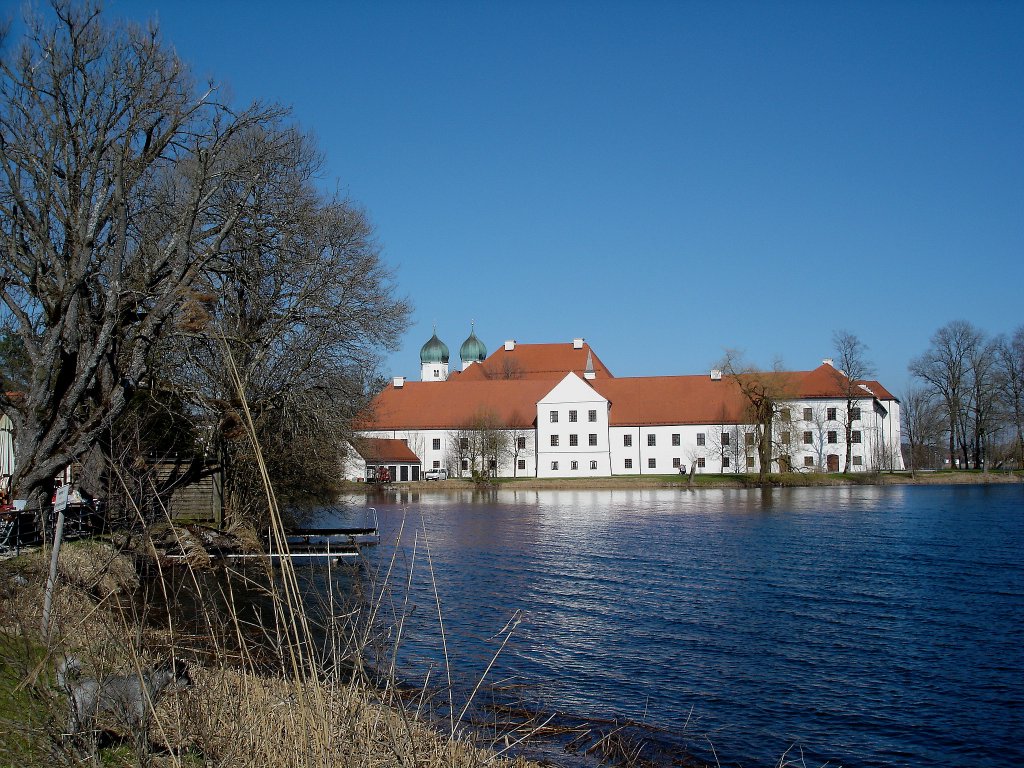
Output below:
[423,468,448,481]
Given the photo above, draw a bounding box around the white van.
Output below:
[423,468,448,481]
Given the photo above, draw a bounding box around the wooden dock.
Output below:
[162,509,380,565]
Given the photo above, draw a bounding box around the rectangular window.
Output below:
[624,458,633,469]
[569,434,578,446]
[827,407,837,420]
[590,460,598,470]
[460,437,469,450]
[518,459,526,470]
[851,407,861,421]
[432,460,440,469]
[697,433,705,446]
[745,432,755,447]
[721,432,730,446]
[432,438,441,450]
[672,433,680,446]
[551,461,559,471]
[461,459,469,470]
[549,410,558,423]
[804,456,814,467]
[517,436,527,449]
[648,434,656,446]
[747,456,755,468]
[803,407,813,421]
[803,431,813,444]
[672,457,681,468]
[827,431,838,444]
[781,431,791,445]
[571,460,579,470]
[853,455,863,466]
[569,410,578,423]
[589,433,598,446]
[588,409,597,422]
[852,430,862,444]
[550,435,559,447]
[697,457,706,468]
[722,456,730,468]
[780,408,791,421]
[488,459,496,470]
[624,434,633,447]
[648,458,657,469]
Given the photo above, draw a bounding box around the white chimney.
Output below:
[572,337,584,349]
[504,339,516,351]
[823,358,834,367]
[392,376,405,388]
[710,369,722,381]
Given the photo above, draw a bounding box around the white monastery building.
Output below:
[352,329,904,480]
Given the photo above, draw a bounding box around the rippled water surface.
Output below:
[326,484,1023,767]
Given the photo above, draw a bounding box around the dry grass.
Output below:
[0,513,544,768]
[1,350,544,768]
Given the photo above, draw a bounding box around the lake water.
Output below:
[321,484,1023,767]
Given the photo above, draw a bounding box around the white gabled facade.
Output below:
[536,374,610,478]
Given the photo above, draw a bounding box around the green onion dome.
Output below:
[420,331,449,364]
[460,325,487,363]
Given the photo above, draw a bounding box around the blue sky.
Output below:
[8,1,1023,394]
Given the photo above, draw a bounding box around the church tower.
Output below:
[420,328,449,381]
[460,323,487,371]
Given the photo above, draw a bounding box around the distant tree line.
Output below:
[905,320,1024,472]
[0,2,409,523]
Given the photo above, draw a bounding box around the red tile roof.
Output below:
[858,380,897,401]
[357,379,554,431]
[358,361,897,431]
[787,365,899,401]
[592,376,749,426]
[478,342,613,380]
[351,438,420,463]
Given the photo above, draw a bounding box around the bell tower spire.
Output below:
[419,325,450,381]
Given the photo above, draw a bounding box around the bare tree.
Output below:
[965,334,1000,470]
[908,320,983,470]
[463,409,508,479]
[718,350,793,483]
[497,356,525,380]
[0,4,410,515]
[448,428,472,478]
[804,404,832,471]
[832,331,874,472]
[722,425,743,473]
[995,327,1024,468]
[165,192,409,520]
[505,415,534,477]
[0,3,307,508]
[774,407,795,471]
[901,386,944,476]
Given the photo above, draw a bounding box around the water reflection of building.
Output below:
[353,330,904,480]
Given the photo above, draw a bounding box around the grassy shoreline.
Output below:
[343,469,1023,493]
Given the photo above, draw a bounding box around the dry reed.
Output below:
[0,342,543,768]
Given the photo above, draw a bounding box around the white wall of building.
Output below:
[420,361,449,382]
[536,374,611,478]
[358,384,903,479]
[340,442,368,482]
[359,427,540,479]
[0,414,13,477]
